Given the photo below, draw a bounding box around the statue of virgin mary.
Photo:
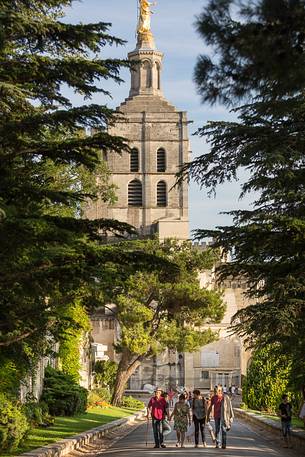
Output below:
[137,0,154,34]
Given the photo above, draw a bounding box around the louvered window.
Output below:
[128,180,142,207]
[130,148,139,172]
[157,181,167,207]
[157,148,166,172]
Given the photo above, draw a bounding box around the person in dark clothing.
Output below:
[192,389,207,448]
[279,394,293,448]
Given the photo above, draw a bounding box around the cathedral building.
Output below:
[89,2,252,392]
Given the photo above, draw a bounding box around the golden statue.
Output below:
[137,0,156,36]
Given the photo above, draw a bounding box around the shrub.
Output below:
[121,396,145,410]
[23,399,54,427]
[88,391,102,408]
[87,388,111,408]
[94,387,111,403]
[41,366,88,416]
[0,393,30,451]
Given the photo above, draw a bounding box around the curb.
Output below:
[21,409,145,457]
[235,408,305,453]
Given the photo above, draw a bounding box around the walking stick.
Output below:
[146,415,150,447]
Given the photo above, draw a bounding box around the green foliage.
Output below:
[41,366,88,416]
[87,391,104,408]
[59,302,91,382]
[22,396,55,428]
[0,360,21,396]
[121,396,145,410]
[243,346,292,413]
[0,394,30,452]
[94,360,118,391]
[114,240,224,357]
[181,0,305,390]
[111,239,224,405]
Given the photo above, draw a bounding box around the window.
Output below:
[157,148,166,172]
[157,181,167,207]
[130,148,139,172]
[128,179,142,207]
[201,371,209,380]
[143,61,152,88]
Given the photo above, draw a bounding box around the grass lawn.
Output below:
[3,406,139,457]
[244,408,304,429]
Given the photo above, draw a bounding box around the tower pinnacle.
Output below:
[136,0,156,49]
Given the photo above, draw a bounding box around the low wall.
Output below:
[235,408,305,454]
[21,410,144,457]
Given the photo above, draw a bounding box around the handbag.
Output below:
[162,419,172,436]
[186,422,195,438]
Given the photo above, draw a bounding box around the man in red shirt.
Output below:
[148,388,169,448]
[207,385,234,449]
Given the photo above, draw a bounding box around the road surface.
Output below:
[98,418,299,457]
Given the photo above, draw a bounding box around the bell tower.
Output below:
[87,1,190,240]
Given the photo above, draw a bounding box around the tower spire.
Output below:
[136,0,156,49]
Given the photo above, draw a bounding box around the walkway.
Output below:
[98,418,299,457]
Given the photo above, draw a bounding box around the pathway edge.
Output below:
[234,407,305,452]
[20,409,145,457]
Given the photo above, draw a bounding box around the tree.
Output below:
[109,239,225,406]
[243,345,292,413]
[180,0,305,389]
[0,0,174,383]
[93,360,118,391]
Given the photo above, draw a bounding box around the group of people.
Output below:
[147,385,234,449]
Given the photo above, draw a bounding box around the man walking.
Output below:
[279,394,293,448]
[148,388,169,448]
[207,385,234,449]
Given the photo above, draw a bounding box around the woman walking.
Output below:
[170,393,192,448]
[192,389,207,448]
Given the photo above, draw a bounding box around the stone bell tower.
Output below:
[87,1,190,240]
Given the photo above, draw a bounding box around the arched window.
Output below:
[143,61,152,88]
[128,180,142,207]
[157,181,167,207]
[130,148,139,172]
[157,148,166,172]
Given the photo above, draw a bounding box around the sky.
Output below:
[64,0,254,233]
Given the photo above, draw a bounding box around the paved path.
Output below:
[98,418,299,457]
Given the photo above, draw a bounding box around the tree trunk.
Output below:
[111,353,142,406]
